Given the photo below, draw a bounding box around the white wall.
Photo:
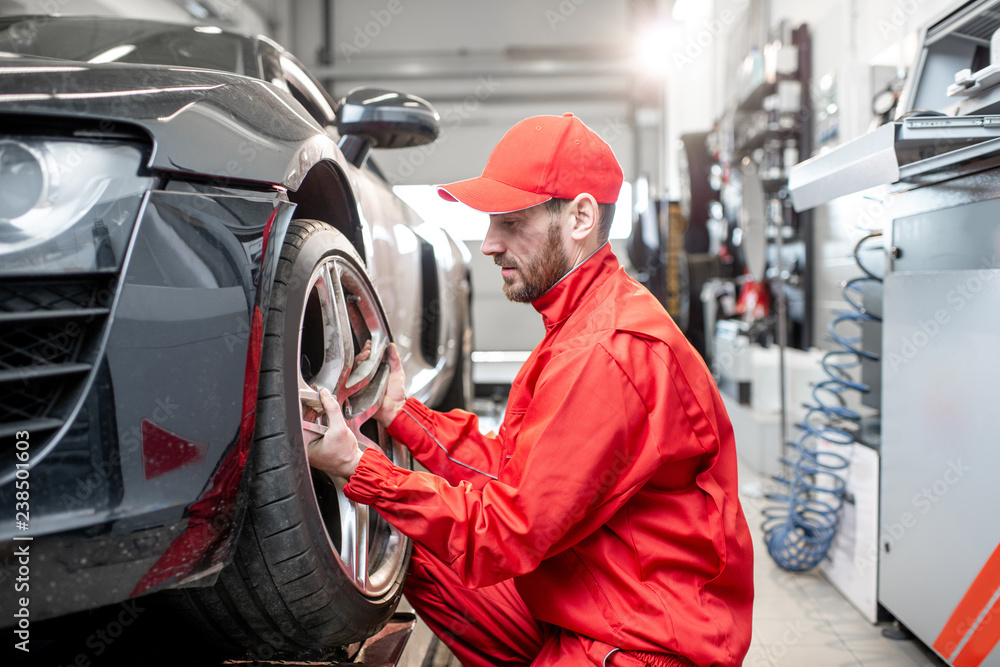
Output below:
[664,0,744,195]
[331,0,631,54]
[286,0,641,187]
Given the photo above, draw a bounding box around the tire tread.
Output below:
[176,220,409,658]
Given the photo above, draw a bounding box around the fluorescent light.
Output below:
[363,93,398,104]
[0,67,86,74]
[185,1,210,19]
[157,101,198,122]
[0,93,52,102]
[88,45,135,64]
[53,84,223,100]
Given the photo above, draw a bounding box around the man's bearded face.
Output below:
[493,216,571,303]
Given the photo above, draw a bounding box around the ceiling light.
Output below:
[88,44,136,64]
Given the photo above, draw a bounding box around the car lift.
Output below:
[343,613,419,667]
[220,613,420,667]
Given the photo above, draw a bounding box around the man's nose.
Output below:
[481,221,504,256]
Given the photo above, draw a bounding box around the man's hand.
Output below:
[306,387,363,478]
[374,343,406,428]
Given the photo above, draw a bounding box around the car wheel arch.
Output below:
[285,159,367,260]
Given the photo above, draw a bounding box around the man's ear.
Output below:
[568,193,599,241]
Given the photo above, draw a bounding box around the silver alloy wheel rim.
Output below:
[297,254,408,598]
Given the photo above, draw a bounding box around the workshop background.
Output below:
[3,0,999,665]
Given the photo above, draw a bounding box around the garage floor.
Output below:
[738,460,947,667]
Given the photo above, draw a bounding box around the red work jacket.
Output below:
[345,244,754,666]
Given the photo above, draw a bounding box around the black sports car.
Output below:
[0,14,472,658]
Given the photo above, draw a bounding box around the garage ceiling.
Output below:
[287,0,667,188]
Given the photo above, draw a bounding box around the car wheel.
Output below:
[179,220,411,658]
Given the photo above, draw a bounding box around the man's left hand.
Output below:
[306,387,363,478]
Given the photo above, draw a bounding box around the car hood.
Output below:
[0,56,338,190]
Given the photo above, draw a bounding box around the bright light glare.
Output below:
[393,185,488,241]
[609,182,633,239]
[637,22,674,76]
[88,45,136,64]
[673,0,713,22]
[634,176,649,216]
[394,183,634,242]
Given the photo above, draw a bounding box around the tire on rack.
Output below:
[178,220,411,659]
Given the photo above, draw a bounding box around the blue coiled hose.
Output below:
[763,232,883,571]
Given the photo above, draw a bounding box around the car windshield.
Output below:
[0,17,250,75]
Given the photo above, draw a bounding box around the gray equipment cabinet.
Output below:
[787,1,1000,664]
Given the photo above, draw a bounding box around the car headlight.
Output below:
[0,137,155,275]
[0,141,52,222]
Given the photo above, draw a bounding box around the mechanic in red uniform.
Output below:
[307,113,754,666]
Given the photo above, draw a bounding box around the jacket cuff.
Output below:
[343,448,396,505]
[386,397,434,447]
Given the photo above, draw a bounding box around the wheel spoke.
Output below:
[299,384,328,445]
[313,263,354,396]
[338,258,389,401]
[353,502,370,590]
[344,362,390,425]
[342,334,389,400]
[329,264,358,397]
[301,418,328,441]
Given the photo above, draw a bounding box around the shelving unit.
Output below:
[711,23,814,351]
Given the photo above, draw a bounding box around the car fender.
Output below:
[0,58,339,191]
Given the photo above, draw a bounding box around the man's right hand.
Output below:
[375,343,406,428]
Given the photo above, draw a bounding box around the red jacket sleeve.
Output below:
[345,339,707,588]
[387,398,502,490]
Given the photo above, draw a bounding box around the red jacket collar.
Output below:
[532,242,619,329]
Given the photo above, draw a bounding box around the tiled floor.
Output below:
[739,461,947,667]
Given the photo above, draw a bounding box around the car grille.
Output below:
[0,273,116,453]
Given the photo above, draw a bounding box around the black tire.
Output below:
[179,220,411,659]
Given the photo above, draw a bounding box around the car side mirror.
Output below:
[336,87,440,167]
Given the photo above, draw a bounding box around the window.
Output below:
[0,17,253,75]
[280,54,337,127]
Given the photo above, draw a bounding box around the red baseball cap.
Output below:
[437,113,623,213]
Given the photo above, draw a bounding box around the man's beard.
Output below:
[495,221,571,303]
